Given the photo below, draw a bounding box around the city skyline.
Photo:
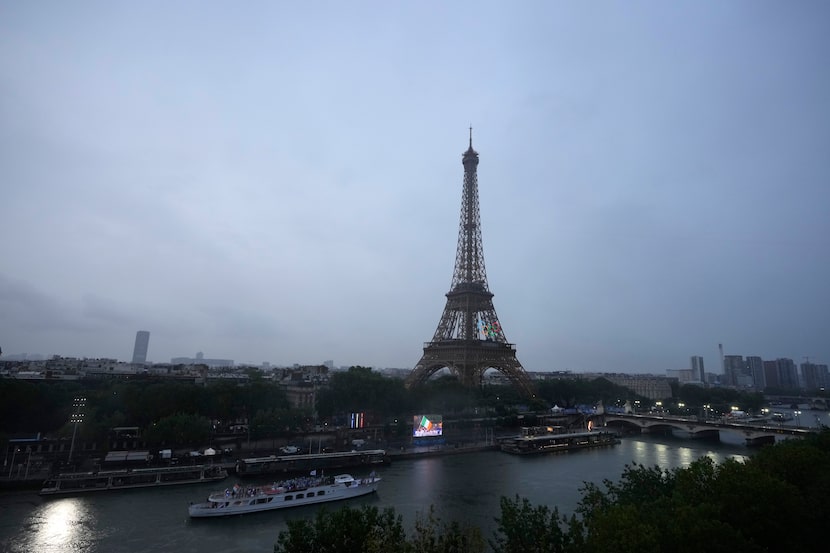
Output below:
[1,333,822,377]
[1,2,828,372]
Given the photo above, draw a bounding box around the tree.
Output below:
[274,504,485,553]
[143,413,210,447]
[534,377,643,409]
[411,505,485,553]
[0,380,82,434]
[316,366,411,422]
[569,432,830,552]
[274,505,408,553]
[490,495,573,553]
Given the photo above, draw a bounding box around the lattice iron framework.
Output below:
[406,131,535,397]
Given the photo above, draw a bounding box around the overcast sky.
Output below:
[1,1,828,374]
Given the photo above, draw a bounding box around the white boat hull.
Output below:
[188,475,380,518]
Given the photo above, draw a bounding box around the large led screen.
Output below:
[413,414,443,438]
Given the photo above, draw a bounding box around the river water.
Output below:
[0,432,762,553]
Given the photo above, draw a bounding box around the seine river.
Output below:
[0,432,766,553]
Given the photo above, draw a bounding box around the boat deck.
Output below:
[499,428,620,455]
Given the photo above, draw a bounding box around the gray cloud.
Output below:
[1,2,827,371]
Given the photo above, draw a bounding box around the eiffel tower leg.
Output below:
[407,344,535,399]
[490,360,536,399]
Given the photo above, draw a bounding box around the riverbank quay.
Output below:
[0,437,506,492]
[388,442,498,460]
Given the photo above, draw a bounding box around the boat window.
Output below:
[296,493,304,499]
[284,495,293,500]
[317,491,325,496]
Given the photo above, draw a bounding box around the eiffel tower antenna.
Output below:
[406,132,535,397]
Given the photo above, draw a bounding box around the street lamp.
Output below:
[794,410,802,427]
[68,397,86,463]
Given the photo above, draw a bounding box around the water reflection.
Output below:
[29,498,94,553]
[677,446,693,466]
[654,443,669,467]
[630,440,647,463]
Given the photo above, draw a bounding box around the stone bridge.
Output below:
[598,413,816,446]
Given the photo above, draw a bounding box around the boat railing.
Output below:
[54,464,216,480]
[240,449,386,464]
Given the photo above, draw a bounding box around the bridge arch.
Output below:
[601,414,809,446]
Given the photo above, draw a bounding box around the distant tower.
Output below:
[132,331,150,364]
[718,343,724,375]
[723,355,745,387]
[690,356,705,382]
[406,131,535,397]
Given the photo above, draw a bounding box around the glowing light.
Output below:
[413,414,443,437]
[32,498,87,551]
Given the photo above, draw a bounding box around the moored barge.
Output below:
[235,449,389,477]
[40,464,228,496]
[499,426,620,455]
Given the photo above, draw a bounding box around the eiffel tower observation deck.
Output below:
[406,131,535,397]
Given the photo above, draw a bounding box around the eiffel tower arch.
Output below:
[406,131,535,398]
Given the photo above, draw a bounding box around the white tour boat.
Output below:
[188,472,381,518]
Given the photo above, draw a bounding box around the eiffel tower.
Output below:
[406,130,535,397]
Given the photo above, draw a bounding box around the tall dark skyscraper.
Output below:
[775,358,799,389]
[801,361,829,391]
[746,356,765,390]
[132,330,150,364]
[690,355,705,382]
[723,355,745,387]
[406,131,534,397]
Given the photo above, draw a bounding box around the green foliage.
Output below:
[412,377,484,414]
[274,504,485,553]
[583,504,661,553]
[411,505,485,553]
[0,378,292,449]
[534,377,642,408]
[0,380,83,433]
[245,380,292,415]
[568,431,830,552]
[675,384,766,414]
[250,408,305,440]
[491,496,572,553]
[274,505,408,553]
[143,413,211,447]
[706,459,798,551]
[741,433,830,548]
[315,366,412,421]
